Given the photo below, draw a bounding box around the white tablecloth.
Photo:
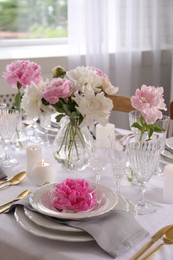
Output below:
[1,130,173,260]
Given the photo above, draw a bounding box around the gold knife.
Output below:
[130,225,173,260]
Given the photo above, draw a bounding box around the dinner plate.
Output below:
[166,137,173,150]
[15,207,93,242]
[24,194,136,232]
[29,183,118,220]
[161,150,173,161]
[24,207,83,233]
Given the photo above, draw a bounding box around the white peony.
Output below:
[73,89,113,128]
[66,66,102,94]
[21,81,47,119]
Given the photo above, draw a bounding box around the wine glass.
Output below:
[30,116,44,144]
[88,142,109,183]
[152,115,170,176]
[0,107,19,167]
[39,112,52,145]
[0,103,7,164]
[127,141,160,215]
[110,135,128,194]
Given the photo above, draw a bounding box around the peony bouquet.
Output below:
[130,84,167,141]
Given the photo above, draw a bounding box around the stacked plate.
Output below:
[14,183,136,242]
[161,137,173,162]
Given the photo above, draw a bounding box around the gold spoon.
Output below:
[0,171,26,189]
[142,226,173,260]
[0,189,30,214]
[0,189,29,208]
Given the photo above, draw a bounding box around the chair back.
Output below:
[0,94,15,108]
[108,95,134,112]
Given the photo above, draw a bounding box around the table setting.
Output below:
[1,60,173,260]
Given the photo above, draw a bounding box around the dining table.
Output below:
[0,127,173,260]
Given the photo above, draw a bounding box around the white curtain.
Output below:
[68,0,173,129]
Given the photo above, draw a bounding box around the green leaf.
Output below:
[55,114,65,122]
[131,122,143,131]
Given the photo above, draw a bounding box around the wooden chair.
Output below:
[108,95,134,112]
[170,101,173,120]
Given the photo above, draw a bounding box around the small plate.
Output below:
[161,150,173,161]
[166,137,173,150]
[15,207,93,242]
[29,183,118,220]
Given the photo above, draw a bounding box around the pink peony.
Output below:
[131,85,167,124]
[3,60,41,89]
[41,78,71,104]
[51,179,97,212]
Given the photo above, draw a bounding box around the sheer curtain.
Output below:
[68,0,173,129]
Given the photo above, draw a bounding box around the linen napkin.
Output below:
[0,167,7,180]
[7,197,149,258]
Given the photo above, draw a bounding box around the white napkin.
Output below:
[8,197,149,258]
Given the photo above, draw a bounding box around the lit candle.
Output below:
[96,123,115,147]
[163,164,173,203]
[26,145,42,176]
[31,161,56,186]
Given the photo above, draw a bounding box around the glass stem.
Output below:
[115,178,121,194]
[138,183,146,206]
[4,142,11,164]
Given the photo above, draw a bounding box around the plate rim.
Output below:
[29,182,118,220]
[24,207,83,233]
[14,207,93,242]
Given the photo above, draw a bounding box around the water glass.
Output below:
[128,141,160,215]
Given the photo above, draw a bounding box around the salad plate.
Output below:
[29,183,118,220]
[15,207,93,242]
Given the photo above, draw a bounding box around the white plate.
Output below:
[161,150,173,161]
[15,207,93,242]
[29,183,118,220]
[24,207,83,233]
[166,137,173,150]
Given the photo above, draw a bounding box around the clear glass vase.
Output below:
[53,116,93,170]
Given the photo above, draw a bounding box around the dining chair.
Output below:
[0,94,15,108]
[108,95,134,112]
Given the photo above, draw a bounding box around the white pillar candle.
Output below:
[163,164,173,203]
[31,161,56,186]
[96,123,115,147]
[26,145,42,176]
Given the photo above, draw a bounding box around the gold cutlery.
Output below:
[0,189,29,214]
[141,226,173,260]
[0,171,26,189]
[130,225,173,260]
[0,189,29,208]
[0,176,12,185]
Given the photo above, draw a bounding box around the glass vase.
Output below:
[53,116,93,170]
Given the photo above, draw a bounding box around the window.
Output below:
[0,0,67,42]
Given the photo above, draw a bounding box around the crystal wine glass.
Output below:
[127,141,160,215]
[0,107,19,167]
[110,135,128,194]
[152,115,170,176]
[89,142,109,183]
